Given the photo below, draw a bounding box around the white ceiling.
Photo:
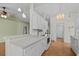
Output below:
[0,3,79,22]
[33,3,79,20]
[0,3,31,23]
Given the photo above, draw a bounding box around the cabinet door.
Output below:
[42,38,47,50]
[38,16,43,29]
[31,11,38,29]
[35,41,43,55]
[24,41,43,56]
[32,16,38,29]
[24,44,37,56]
[24,46,32,56]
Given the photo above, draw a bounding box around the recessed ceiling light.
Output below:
[18,8,21,12]
[22,13,26,18]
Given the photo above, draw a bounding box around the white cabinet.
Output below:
[71,36,78,54]
[70,36,79,56]
[30,10,48,35]
[24,39,47,56]
[24,44,37,56]
[30,5,49,35]
[38,17,41,29]
[5,35,48,56]
[24,41,41,56]
[31,10,43,30]
[32,12,38,29]
[42,37,47,50]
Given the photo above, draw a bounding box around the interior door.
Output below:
[56,23,64,39]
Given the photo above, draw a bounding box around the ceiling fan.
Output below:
[0,7,11,18]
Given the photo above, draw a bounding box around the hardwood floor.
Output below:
[0,38,76,56]
[0,42,5,56]
[42,39,76,56]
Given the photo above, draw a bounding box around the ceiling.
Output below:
[0,3,79,23]
[0,3,31,23]
[33,3,79,21]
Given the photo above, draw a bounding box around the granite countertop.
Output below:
[10,35,48,49]
[71,35,79,40]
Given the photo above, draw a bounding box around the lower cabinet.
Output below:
[42,38,47,50]
[71,36,78,54]
[24,40,46,56]
[5,37,47,56]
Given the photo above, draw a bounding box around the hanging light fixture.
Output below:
[56,4,64,20]
[56,13,64,20]
[0,7,7,18]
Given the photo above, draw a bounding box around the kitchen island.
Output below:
[4,35,49,56]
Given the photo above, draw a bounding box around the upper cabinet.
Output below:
[30,9,44,29]
[30,8,48,35]
[32,11,38,29]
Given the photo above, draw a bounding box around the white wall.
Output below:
[0,18,18,39]
[17,22,29,35]
[0,18,29,41]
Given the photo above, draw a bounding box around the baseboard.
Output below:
[56,37,64,39]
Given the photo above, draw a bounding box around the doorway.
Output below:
[56,23,64,42]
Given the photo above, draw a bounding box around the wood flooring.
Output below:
[0,42,5,56]
[0,38,76,56]
[42,39,76,56]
